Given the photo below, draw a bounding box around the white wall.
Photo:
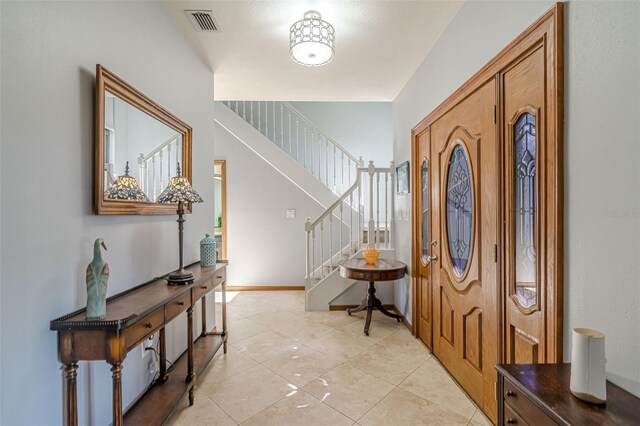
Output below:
[0,2,215,425]
[214,122,324,287]
[392,0,640,396]
[289,102,393,168]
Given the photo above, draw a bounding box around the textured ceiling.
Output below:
[162,1,463,101]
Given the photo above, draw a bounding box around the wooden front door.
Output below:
[431,80,499,420]
[414,127,433,350]
[502,38,561,364]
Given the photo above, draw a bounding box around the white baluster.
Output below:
[167,143,172,179]
[311,227,316,281]
[152,156,157,200]
[385,171,389,248]
[368,161,375,246]
[325,138,328,187]
[320,221,324,279]
[281,103,284,149]
[329,214,333,270]
[258,101,261,133]
[159,149,164,192]
[349,191,354,254]
[305,218,312,281]
[273,101,276,143]
[341,152,345,192]
[333,145,337,193]
[309,130,313,176]
[282,111,291,152]
[339,202,344,258]
[390,161,395,248]
[250,102,254,126]
[264,101,267,138]
[376,171,380,246]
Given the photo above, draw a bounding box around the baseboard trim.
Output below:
[329,304,395,311]
[226,286,305,291]
[393,305,413,334]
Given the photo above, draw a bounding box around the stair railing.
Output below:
[137,134,181,200]
[222,100,360,196]
[305,161,395,286]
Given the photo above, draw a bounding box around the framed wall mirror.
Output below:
[94,64,192,215]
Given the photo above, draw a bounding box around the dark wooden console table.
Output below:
[339,258,406,336]
[50,261,228,426]
[497,363,640,425]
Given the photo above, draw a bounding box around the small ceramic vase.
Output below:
[200,233,217,266]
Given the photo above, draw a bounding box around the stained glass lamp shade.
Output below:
[104,162,149,201]
[157,163,203,285]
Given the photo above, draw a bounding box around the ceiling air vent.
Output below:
[186,10,219,32]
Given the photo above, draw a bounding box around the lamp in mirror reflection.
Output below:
[157,163,204,285]
[104,161,150,201]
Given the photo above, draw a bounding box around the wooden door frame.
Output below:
[214,160,227,260]
[411,3,563,363]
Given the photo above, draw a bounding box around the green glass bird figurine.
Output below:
[86,238,109,320]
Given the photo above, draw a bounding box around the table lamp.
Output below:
[157,163,203,285]
[104,161,150,201]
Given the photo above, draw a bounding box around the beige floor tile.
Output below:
[262,344,343,387]
[340,316,403,341]
[358,387,469,425]
[231,330,301,363]
[470,409,492,426]
[248,310,306,331]
[399,358,477,419]
[226,317,270,342]
[306,329,376,360]
[276,318,335,343]
[347,334,430,385]
[205,364,295,423]
[302,310,361,329]
[226,295,281,317]
[199,347,259,389]
[303,364,394,421]
[241,389,352,426]
[165,392,236,426]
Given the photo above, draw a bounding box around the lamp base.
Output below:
[166,269,195,286]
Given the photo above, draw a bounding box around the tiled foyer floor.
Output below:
[166,291,491,425]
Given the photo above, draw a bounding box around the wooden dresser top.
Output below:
[497,363,640,425]
[50,262,227,331]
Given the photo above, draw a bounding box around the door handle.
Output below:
[431,240,437,246]
[428,254,438,263]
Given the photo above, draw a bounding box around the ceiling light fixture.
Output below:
[289,10,335,67]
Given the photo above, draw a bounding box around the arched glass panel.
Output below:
[421,160,429,264]
[514,113,537,308]
[446,145,473,277]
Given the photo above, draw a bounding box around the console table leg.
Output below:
[222,282,228,353]
[188,386,195,406]
[364,281,376,336]
[159,328,168,383]
[201,295,207,337]
[64,362,78,426]
[186,305,195,384]
[110,362,123,426]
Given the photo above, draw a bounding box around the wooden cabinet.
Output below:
[50,262,228,426]
[497,364,640,425]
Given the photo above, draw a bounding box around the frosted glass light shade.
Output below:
[290,10,335,67]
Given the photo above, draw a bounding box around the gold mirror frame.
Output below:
[94,64,192,215]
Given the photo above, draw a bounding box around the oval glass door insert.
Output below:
[421,160,429,264]
[446,145,473,277]
[514,112,537,308]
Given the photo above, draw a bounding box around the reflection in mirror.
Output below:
[213,161,226,260]
[103,91,182,202]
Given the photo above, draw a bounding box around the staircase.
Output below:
[218,100,395,311]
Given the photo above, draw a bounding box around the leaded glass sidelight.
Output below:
[421,160,429,264]
[446,145,473,277]
[514,113,537,308]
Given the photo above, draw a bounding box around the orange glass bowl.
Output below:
[362,249,380,265]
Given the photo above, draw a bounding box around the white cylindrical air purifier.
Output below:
[570,328,606,404]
